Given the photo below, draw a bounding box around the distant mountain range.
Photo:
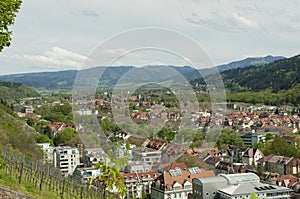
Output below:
[217,55,285,72]
[0,55,286,90]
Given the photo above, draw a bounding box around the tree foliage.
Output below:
[259,136,300,158]
[157,126,176,143]
[250,192,259,199]
[26,118,35,127]
[54,127,76,145]
[36,103,73,123]
[0,0,22,52]
[216,128,244,149]
[35,133,54,146]
[0,81,39,101]
[94,160,127,198]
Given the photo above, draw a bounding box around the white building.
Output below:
[192,173,292,199]
[37,143,54,164]
[73,167,101,184]
[123,161,151,173]
[151,164,215,199]
[132,148,161,170]
[123,170,160,199]
[83,148,110,167]
[53,146,80,176]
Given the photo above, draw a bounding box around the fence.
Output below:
[0,147,116,199]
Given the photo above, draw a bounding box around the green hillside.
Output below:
[0,103,42,159]
[0,80,39,101]
[222,55,300,92]
[223,55,300,106]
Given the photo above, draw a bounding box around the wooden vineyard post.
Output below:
[61,179,65,199]
[18,161,24,184]
[40,171,44,191]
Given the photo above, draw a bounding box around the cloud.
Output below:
[232,13,257,29]
[185,11,259,32]
[72,9,100,18]
[103,48,127,56]
[11,47,88,69]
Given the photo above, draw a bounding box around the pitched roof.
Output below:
[122,170,160,183]
[155,166,215,191]
[161,162,187,171]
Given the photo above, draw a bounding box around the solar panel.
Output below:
[269,186,276,189]
[189,167,201,174]
[254,187,261,191]
[169,169,182,177]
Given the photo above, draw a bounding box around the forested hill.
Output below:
[0,55,284,90]
[217,55,285,72]
[0,103,43,159]
[222,54,300,92]
[0,70,77,90]
[0,80,39,101]
[220,54,300,106]
[0,67,135,90]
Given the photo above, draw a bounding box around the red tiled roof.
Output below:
[161,162,186,171]
[156,167,215,191]
[122,170,160,183]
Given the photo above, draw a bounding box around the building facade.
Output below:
[53,146,80,176]
[151,165,215,199]
[83,148,110,167]
[37,143,54,164]
[241,132,266,146]
[123,170,160,199]
[192,173,292,199]
[132,148,161,170]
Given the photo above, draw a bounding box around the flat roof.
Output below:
[218,182,291,196]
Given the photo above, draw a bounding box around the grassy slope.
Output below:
[0,103,43,159]
[0,169,59,199]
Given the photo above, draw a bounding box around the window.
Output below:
[184,185,192,189]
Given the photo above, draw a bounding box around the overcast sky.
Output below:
[0,0,300,75]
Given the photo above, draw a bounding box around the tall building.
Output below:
[192,173,292,199]
[53,146,80,176]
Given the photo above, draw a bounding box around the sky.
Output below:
[1,0,300,75]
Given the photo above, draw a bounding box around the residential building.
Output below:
[192,173,292,199]
[123,170,160,199]
[19,105,34,114]
[53,146,80,176]
[241,131,266,146]
[83,148,110,168]
[73,167,100,184]
[241,147,264,166]
[42,122,78,138]
[258,154,300,176]
[37,143,54,164]
[132,148,161,170]
[123,161,151,173]
[151,164,215,199]
[142,139,166,151]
